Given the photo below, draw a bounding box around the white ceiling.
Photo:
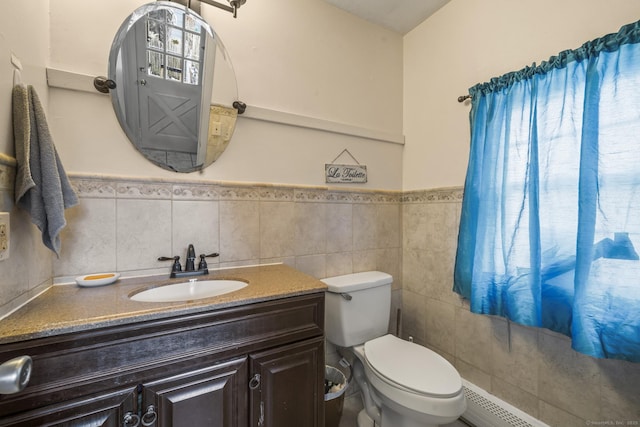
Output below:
[321,0,451,34]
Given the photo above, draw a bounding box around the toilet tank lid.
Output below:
[321,271,392,293]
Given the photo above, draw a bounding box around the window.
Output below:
[145,8,203,85]
[454,21,640,362]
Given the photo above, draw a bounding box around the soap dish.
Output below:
[75,273,120,287]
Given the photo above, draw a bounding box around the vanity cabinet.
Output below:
[0,293,324,427]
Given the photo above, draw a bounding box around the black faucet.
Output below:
[158,245,220,279]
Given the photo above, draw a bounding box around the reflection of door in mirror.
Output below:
[123,7,214,172]
[108,2,238,173]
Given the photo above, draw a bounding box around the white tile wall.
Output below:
[57,174,403,283]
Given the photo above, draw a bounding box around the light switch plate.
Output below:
[0,212,9,261]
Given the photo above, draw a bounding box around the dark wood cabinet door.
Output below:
[0,387,136,427]
[142,356,248,427]
[249,337,324,427]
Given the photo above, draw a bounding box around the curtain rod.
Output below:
[458,94,471,103]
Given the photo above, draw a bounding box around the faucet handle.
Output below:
[158,255,182,273]
[202,253,220,258]
[198,253,219,271]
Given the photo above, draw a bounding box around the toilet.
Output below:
[322,271,466,427]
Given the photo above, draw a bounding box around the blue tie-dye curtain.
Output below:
[454,21,640,363]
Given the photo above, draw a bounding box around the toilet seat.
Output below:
[363,335,462,398]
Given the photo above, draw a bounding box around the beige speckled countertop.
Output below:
[0,264,327,345]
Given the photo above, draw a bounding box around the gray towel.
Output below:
[13,85,78,257]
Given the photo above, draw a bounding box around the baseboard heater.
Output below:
[461,380,550,427]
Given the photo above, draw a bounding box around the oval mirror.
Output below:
[108,1,239,172]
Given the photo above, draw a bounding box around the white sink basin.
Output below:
[130,279,248,303]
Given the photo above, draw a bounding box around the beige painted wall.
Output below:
[0,1,49,156]
[0,1,53,318]
[46,0,404,189]
[402,0,640,190]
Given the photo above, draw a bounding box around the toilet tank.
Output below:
[322,271,392,347]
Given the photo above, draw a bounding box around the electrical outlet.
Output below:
[0,212,9,261]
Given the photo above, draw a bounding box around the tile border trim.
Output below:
[402,187,464,203]
[1,168,463,204]
[68,173,410,203]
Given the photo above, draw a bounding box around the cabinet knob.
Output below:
[0,356,32,394]
[141,404,157,426]
[248,373,261,390]
[123,412,140,427]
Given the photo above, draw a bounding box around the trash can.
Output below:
[324,365,349,427]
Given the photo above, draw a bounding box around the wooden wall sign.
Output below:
[325,149,367,183]
[325,164,367,183]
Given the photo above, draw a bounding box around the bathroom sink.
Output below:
[130,279,248,303]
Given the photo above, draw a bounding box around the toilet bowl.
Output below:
[322,271,466,427]
[354,335,466,427]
